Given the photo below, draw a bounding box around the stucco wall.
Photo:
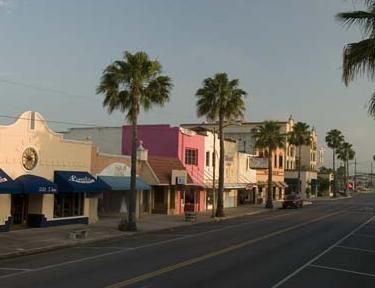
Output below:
[0,194,11,225]
[178,128,205,185]
[122,125,179,158]
[0,111,92,180]
[0,111,96,225]
[62,127,122,155]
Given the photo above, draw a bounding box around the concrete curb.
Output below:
[311,196,352,202]
[0,209,273,260]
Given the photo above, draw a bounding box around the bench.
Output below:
[69,229,89,240]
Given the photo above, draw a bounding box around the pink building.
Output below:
[122,125,206,213]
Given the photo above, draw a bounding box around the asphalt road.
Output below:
[0,194,375,288]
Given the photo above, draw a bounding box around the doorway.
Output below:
[11,194,29,227]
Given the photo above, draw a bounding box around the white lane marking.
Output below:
[0,268,33,271]
[73,246,133,250]
[353,233,375,239]
[336,245,375,254]
[0,212,293,280]
[271,215,375,288]
[309,264,375,278]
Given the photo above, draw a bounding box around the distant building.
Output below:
[61,127,122,155]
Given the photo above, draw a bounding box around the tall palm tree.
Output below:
[337,142,355,193]
[325,129,344,197]
[288,122,312,195]
[254,121,285,209]
[336,1,375,116]
[196,73,247,217]
[97,51,172,231]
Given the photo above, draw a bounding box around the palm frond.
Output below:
[97,50,172,122]
[342,38,375,85]
[195,73,247,123]
[368,90,375,117]
[336,11,375,36]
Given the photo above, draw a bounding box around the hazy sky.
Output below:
[0,0,374,171]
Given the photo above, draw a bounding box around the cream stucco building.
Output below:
[0,111,109,232]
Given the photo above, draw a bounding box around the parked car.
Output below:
[282,194,303,209]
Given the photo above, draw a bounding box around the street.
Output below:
[0,194,374,288]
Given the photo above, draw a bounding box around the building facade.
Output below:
[122,125,206,212]
[0,112,108,232]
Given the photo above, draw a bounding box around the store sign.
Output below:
[176,176,186,185]
[99,163,131,177]
[0,177,8,183]
[39,186,57,193]
[249,157,268,169]
[69,175,95,184]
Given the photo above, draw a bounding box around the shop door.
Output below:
[11,194,29,226]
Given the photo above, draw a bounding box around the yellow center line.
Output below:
[106,210,343,288]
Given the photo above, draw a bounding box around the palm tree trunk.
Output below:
[333,148,336,198]
[127,117,138,231]
[298,145,302,195]
[216,114,225,217]
[266,148,273,209]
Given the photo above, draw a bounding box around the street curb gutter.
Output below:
[0,209,272,260]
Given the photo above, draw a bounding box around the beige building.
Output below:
[0,111,108,232]
[182,127,257,209]
[90,148,155,219]
[181,122,286,203]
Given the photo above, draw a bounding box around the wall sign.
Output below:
[68,175,95,184]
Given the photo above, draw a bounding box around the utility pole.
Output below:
[371,161,373,187]
[354,158,357,192]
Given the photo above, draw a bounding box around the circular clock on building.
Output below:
[22,147,38,170]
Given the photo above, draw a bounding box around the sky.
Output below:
[0,0,374,172]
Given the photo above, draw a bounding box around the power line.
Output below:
[0,77,95,100]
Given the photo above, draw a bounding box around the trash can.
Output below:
[184,203,196,221]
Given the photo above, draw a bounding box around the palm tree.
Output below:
[336,1,375,116]
[97,51,172,231]
[254,121,285,209]
[196,73,247,217]
[288,122,312,195]
[325,129,344,197]
[338,142,355,193]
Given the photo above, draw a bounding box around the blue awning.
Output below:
[54,171,111,193]
[14,174,57,194]
[0,169,22,194]
[98,176,150,191]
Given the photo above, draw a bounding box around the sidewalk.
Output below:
[0,204,273,259]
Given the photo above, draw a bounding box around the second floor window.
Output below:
[279,155,283,168]
[185,148,198,165]
[206,151,210,167]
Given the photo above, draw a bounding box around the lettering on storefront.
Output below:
[69,175,95,184]
[38,187,57,193]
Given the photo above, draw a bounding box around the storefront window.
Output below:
[54,193,84,218]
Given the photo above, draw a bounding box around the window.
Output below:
[54,193,84,218]
[212,152,216,167]
[205,151,210,167]
[30,111,35,130]
[274,154,277,168]
[279,155,283,168]
[185,148,198,165]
